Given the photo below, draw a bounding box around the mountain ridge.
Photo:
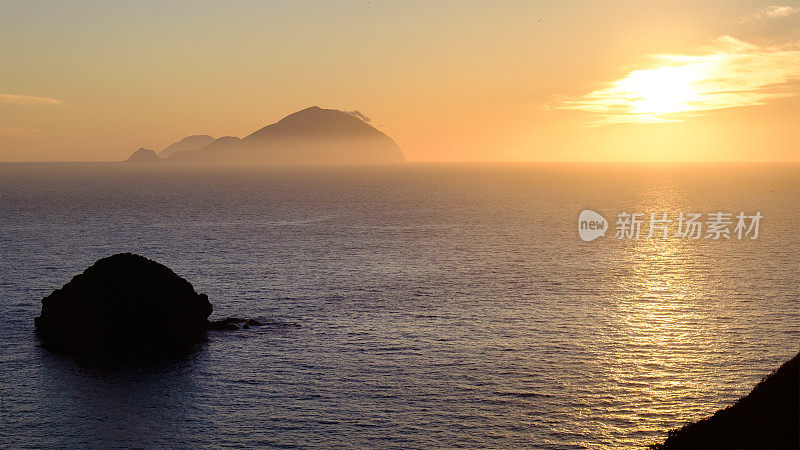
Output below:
[159,135,215,158]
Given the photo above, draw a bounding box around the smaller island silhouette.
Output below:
[124,106,405,164]
[125,148,161,163]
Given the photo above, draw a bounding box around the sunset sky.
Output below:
[1,0,798,162]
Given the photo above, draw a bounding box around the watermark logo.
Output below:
[578,210,762,241]
[578,209,608,241]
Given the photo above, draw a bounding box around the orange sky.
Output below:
[1,0,798,162]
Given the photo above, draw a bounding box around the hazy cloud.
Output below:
[738,5,800,24]
[742,5,799,22]
[0,93,61,105]
[763,5,798,18]
[345,110,371,123]
[551,36,800,126]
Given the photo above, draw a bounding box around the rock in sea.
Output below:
[208,317,263,330]
[35,253,212,353]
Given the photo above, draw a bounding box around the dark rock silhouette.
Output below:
[159,134,215,158]
[35,253,212,352]
[124,148,161,163]
[168,106,405,163]
[652,351,800,449]
[208,317,263,330]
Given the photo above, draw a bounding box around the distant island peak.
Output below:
[125,148,161,163]
[125,107,404,164]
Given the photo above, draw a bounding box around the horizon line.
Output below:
[2,159,799,164]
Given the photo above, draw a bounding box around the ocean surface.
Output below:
[1,162,798,449]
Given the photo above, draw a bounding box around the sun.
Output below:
[556,57,719,125]
[616,64,705,117]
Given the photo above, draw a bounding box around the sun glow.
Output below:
[555,36,800,126]
[618,65,706,117]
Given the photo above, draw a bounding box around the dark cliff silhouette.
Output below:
[165,106,404,163]
[159,134,215,158]
[652,351,800,449]
[124,148,161,162]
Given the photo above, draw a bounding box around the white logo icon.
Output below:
[578,209,608,241]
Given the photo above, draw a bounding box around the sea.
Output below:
[1,162,798,448]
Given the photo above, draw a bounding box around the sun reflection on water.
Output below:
[599,178,732,446]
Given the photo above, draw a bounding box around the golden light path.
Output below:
[557,36,800,126]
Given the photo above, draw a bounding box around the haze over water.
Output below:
[1,162,798,448]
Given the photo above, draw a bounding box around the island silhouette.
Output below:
[125,148,161,163]
[34,253,263,353]
[125,106,405,164]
